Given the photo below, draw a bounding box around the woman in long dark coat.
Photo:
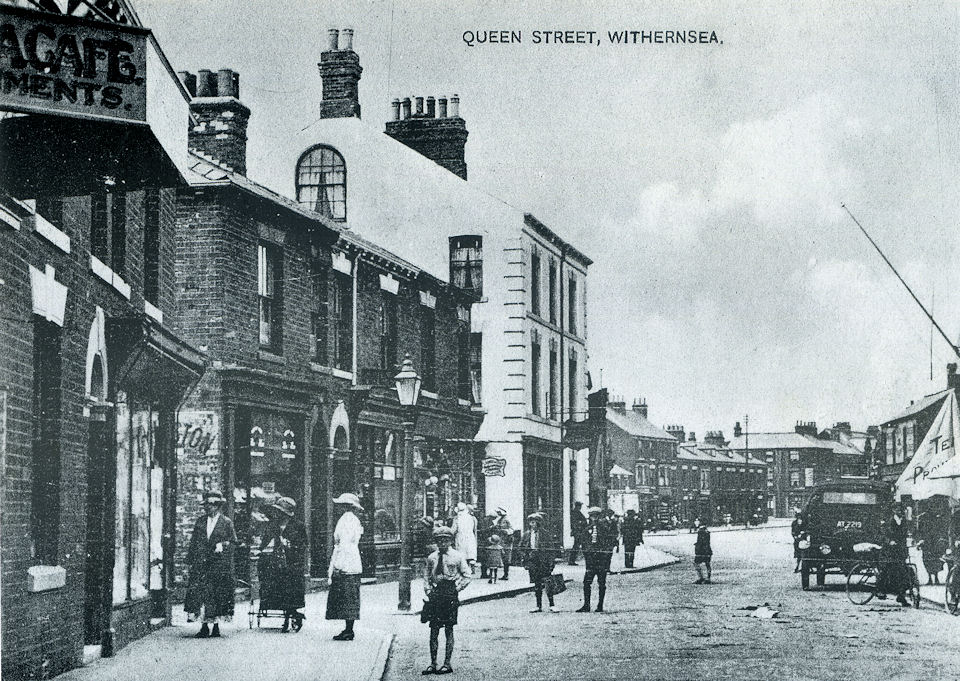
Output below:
[185,491,237,638]
[258,497,307,631]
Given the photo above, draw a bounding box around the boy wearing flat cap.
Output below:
[421,526,471,675]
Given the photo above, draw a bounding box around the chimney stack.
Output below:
[949,363,959,391]
[181,68,250,175]
[795,421,817,437]
[319,27,363,119]
[733,421,742,438]
[666,425,685,443]
[632,398,648,419]
[688,432,697,442]
[385,93,468,179]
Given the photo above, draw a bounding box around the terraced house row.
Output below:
[0,3,593,679]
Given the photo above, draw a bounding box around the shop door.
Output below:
[523,452,563,541]
[84,419,110,645]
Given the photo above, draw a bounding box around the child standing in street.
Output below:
[693,519,712,584]
[486,534,504,583]
[422,526,471,675]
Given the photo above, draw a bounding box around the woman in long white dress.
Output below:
[326,493,364,640]
[451,502,478,568]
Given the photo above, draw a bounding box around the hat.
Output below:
[203,490,226,504]
[488,534,502,544]
[527,512,544,521]
[486,511,497,518]
[333,493,363,510]
[626,509,637,516]
[496,507,507,516]
[269,497,296,517]
[456,502,467,512]
[433,526,454,538]
[587,506,603,515]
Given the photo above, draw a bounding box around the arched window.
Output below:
[296,145,346,221]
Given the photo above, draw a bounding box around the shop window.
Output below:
[113,404,158,603]
[310,258,328,364]
[420,306,436,392]
[379,292,398,370]
[530,247,541,316]
[296,145,346,220]
[331,272,352,371]
[258,243,282,351]
[469,332,482,403]
[31,317,62,565]
[143,188,161,305]
[449,235,482,296]
[91,189,126,275]
[568,274,578,335]
[530,330,541,416]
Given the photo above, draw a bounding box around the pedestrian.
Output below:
[621,510,643,569]
[421,526,471,675]
[577,507,614,612]
[917,510,946,585]
[605,509,621,553]
[257,496,307,632]
[568,501,587,565]
[791,510,807,573]
[451,502,478,572]
[694,519,712,584]
[184,490,237,638]
[493,508,514,581]
[519,512,561,613]
[327,492,364,640]
[478,511,497,578]
[880,503,910,606]
[486,534,504,583]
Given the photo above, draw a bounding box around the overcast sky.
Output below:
[139,0,960,438]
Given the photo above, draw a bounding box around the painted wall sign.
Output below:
[0,6,147,123]
[482,456,507,477]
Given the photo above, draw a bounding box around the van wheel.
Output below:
[801,560,811,590]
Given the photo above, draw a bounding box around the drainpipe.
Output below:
[351,254,359,384]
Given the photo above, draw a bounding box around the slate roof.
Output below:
[881,388,952,426]
[606,408,677,441]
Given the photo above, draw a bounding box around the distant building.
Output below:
[729,421,866,517]
[677,432,767,526]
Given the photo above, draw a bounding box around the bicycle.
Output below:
[845,545,920,608]
[943,545,960,615]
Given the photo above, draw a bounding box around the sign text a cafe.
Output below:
[1,5,147,123]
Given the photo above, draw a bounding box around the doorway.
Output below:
[83,417,110,646]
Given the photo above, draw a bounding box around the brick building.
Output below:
[171,67,483,583]
[269,29,593,544]
[728,421,866,517]
[0,2,205,678]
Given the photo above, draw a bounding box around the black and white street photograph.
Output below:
[4,1,960,679]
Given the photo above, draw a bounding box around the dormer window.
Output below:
[296,145,346,220]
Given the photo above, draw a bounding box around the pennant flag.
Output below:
[895,391,960,500]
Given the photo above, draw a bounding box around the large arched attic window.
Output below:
[296,145,346,221]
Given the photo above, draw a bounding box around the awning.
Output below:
[107,315,205,405]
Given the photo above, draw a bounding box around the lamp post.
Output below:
[395,354,422,611]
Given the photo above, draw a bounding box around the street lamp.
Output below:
[395,353,422,611]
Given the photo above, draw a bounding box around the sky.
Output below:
[137,0,960,438]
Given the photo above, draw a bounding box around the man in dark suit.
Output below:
[568,502,587,565]
[621,510,644,568]
[185,490,238,637]
[577,507,615,612]
[519,513,561,612]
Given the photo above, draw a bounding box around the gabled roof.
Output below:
[881,388,952,426]
[606,408,677,441]
[727,432,833,451]
[677,441,766,466]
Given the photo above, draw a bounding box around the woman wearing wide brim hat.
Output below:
[184,491,237,638]
[258,497,307,632]
[327,493,364,640]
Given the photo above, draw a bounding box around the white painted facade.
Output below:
[270,115,590,543]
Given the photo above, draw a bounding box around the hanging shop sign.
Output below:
[1,6,148,123]
[481,456,507,477]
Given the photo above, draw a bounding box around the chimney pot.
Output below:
[415,96,424,116]
[391,98,401,121]
[426,96,436,117]
[178,71,197,97]
[327,29,340,51]
[450,94,460,118]
[217,69,238,98]
[401,97,412,119]
[342,28,354,51]
[197,69,215,97]
[438,97,448,118]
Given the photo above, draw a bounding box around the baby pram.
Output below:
[247,544,305,632]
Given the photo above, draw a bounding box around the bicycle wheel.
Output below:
[908,565,921,609]
[846,562,878,605]
[946,566,960,615]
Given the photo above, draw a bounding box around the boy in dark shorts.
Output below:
[421,526,471,675]
[694,520,712,584]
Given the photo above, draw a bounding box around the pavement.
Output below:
[385,525,960,681]
[56,544,678,681]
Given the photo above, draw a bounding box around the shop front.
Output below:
[522,437,565,541]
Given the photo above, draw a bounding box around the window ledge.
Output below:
[89,256,131,300]
[258,349,285,365]
[310,362,353,381]
[144,300,163,324]
[33,214,71,253]
[420,390,438,401]
[28,565,66,592]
